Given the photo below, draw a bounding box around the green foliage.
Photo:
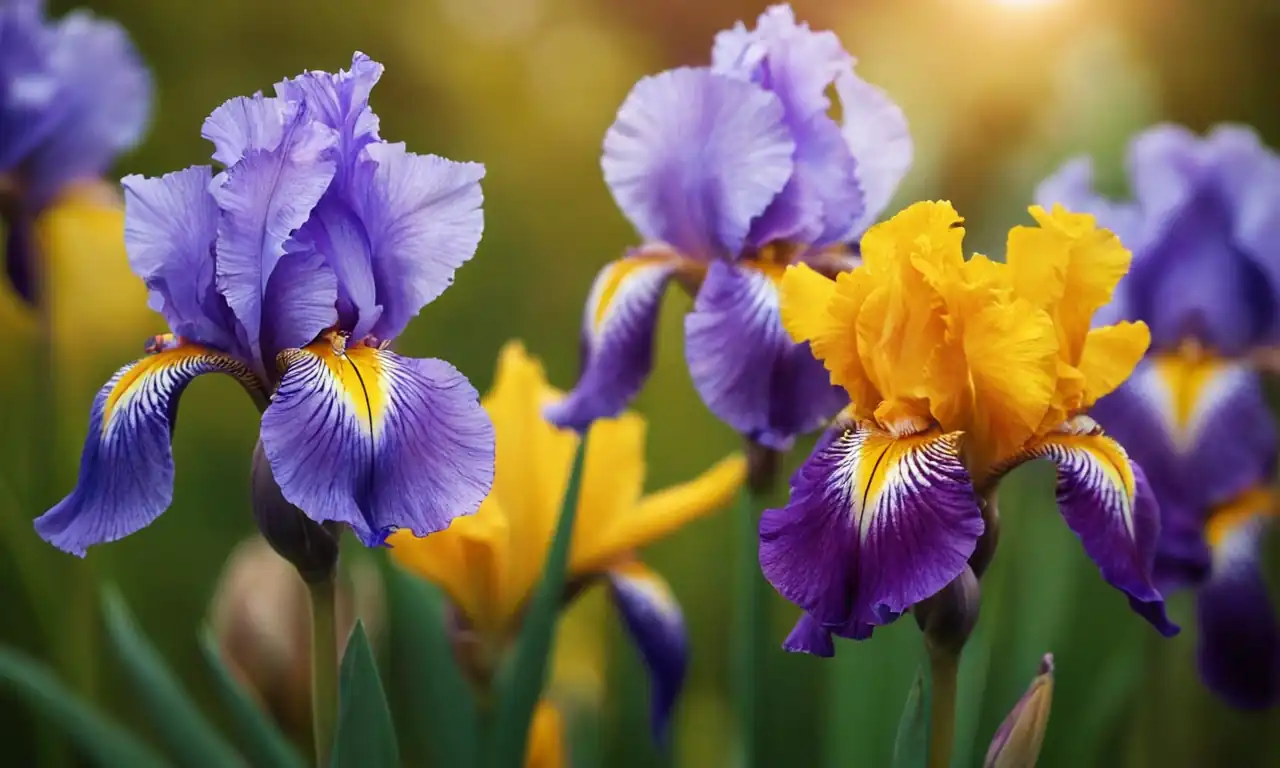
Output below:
[891,668,930,768]
[332,622,398,768]
[198,630,307,768]
[486,439,588,768]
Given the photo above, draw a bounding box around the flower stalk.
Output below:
[308,575,339,767]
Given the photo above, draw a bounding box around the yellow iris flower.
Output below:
[780,200,1150,485]
[389,341,745,736]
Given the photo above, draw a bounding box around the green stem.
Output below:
[732,486,763,768]
[308,576,339,767]
[926,642,959,768]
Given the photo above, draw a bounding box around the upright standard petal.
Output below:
[1197,490,1280,709]
[212,102,337,366]
[21,9,151,202]
[685,261,845,449]
[608,561,688,745]
[259,250,339,357]
[260,338,495,546]
[1033,157,1143,254]
[275,51,384,189]
[122,167,243,353]
[350,142,485,341]
[201,94,288,167]
[1017,416,1177,636]
[759,420,981,627]
[601,67,794,258]
[836,73,912,238]
[34,345,265,555]
[544,247,686,431]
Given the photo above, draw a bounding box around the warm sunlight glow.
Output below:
[990,0,1063,9]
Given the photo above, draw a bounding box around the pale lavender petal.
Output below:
[1198,514,1280,709]
[1023,417,1178,636]
[260,250,338,357]
[602,67,794,258]
[34,345,264,556]
[274,51,383,189]
[211,102,337,367]
[351,141,484,341]
[684,261,844,449]
[260,343,494,546]
[201,93,288,167]
[836,72,912,237]
[544,248,682,431]
[759,420,981,627]
[288,195,381,338]
[0,0,61,174]
[1126,123,1203,243]
[21,9,151,202]
[607,563,688,745]
[122,167,243,354]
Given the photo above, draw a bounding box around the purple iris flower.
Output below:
[35,53,495,554]
[1,0,150,304]
[1038,123,1280,709]
[544,4,912,450]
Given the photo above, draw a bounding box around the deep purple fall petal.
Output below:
[544,247,683,431]
[684,261,845,449]
[260,343,494,546]
[607,562,689,746]
[759,421,981,627]
[601,66,794,258]
[34,346,264,556]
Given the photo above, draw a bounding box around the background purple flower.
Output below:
[35,52,494,555]
[545,4,912,451]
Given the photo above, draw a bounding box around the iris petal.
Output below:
[260,339,494,546]
[34,345,264,556]
[759,420,981,627]
[1017,416,1178,636]
[545,247,686,431]
[607,561,688,745]
[685,261,846,450]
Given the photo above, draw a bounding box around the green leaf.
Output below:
[197,629,305,768]
[824,620,921,768]
[0,646,169,768]
[384,563,479,767]
[332,621,399,768]
[100,586,243,768]
[487,439,588,768]
[891,667,931,768]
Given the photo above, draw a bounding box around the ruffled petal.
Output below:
[780,611,880,656]
[260,339,494,546]
[601,67,794,258]
[34,344,264,555]
[836,72,913,237]
[1075,321,1150,408]
[1197,492,1280,709]
[121,167,243,353]
[284,195,377,337]
[685,261,846,449]
[211,101,337,366]
[607,561,688,745]
[201,93,289,167]
[260,250,339,357]
[1018,416,1178,636]
[351,142,485,341]
[274,51,384,188]
[20,9,151,202]
[1033,157,1143,255]
[759,420,981,627]
[544,247,684,431]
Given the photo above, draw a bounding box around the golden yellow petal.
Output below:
[574,454,747,574]
[525,700,566,768]
[964,298,1060,474]
[1076,321,1151,408]
[387,500,511,634]
[778,263,839,345]
[820,269,882,419]
[859,200,965,278]
[571,412,648,573]
[483,341,580,621]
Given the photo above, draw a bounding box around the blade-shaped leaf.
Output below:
[487,439,588,768]
[384,563,479,767]
[197,629,305,768]
[100,586,243,768]
[0,647,169,768]
[824,620,921,768]
[892,667,931,768]
[331,621,398,768]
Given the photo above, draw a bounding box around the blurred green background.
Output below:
[2,0,1279,765]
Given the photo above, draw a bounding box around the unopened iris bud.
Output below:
[985,654,1055,768]
[970,490,1001,579]
[251,441,339,583]
[916,565,981,657]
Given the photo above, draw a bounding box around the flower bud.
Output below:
[915,565,981,657]
[985,654,1054,768]
[970,490,1001,579]
[210,536,382,738]
[745,440,782,496]
[251,441,339,583]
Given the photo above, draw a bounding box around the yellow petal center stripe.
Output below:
[1147,350,1245,449]
[286,339,389,435]
[1020,421,1137,538]
[102,345,260,434]
[1205,486,1277,549]
[847,426,965,542]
